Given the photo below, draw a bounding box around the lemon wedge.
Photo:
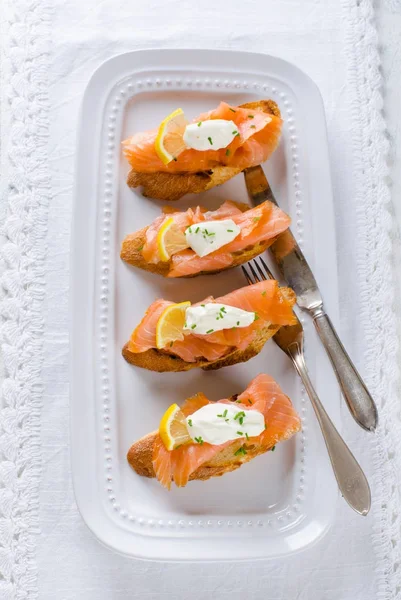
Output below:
[159,403,192,451]
[157,217,190,261]
[155,108,188,165]
[155,301,191,349]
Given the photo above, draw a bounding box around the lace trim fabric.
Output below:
[342,1,401,598]
[0,1,50,598]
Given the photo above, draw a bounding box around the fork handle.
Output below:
[311,310,378,432]
[289,348,371,516]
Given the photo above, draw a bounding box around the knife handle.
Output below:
[312,311,378,431]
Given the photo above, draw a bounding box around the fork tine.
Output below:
[243,257,276,286]
[259,256,275,281]
[248,261,261,283]
[241,264,254,285]
[254,259,267,281]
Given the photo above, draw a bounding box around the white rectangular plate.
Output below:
[71,49,340,561]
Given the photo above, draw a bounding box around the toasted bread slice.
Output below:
[123,282,296,372]
[120,200,279,277]
[127,430,275,483]
[127,167,242,202]
[126,100,281,201]
[122,322,281,372]
[127,373,301,487]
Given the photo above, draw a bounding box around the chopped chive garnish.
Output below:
[191,324,196,329]
[170,342,174,347]
[234,411,245,421]
[184,322,187,328]
[221,307,226,313]
[195,226,200,233]
[235,133,240,137]
[234,446,247,456]
[137,244,144,251]
[173,157,178,161]
[245,433,249,440]
[175,444,182,449]
[188,419,192,426]
[250,125,256,129]
[237,431,243,436]
[201,304,205,307]
[194,436,204,444]
[206,329,214,334]
[253,216,261,222]
[239,417,244,425]
[232,130,238,135]
[223,409,228,418]
[204,228,209,235]
[225,149,230,156]
[208,137,213,145]
[254,313,260,321]
[248,399,253,405]
[262,291,267,296]
[236,321,240,326]
[217,414,223,418]
[197,122,202,127]
[208,232,215,236]
[229,108,236,113]
[227,229,234,232]
[248,114,254,119]
[188,227,192,233]
[225,418,229,422]
[271,445,276,452]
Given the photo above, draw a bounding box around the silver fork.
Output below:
[244,165,378,432]
[242,257,371,516]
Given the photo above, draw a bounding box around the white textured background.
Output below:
[1,0,399,598]
[378,0,401,306]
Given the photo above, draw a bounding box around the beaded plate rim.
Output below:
[98,73,309,533]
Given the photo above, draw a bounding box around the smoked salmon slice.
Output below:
[123,199,290,278]
[122,102,282,174]
[127,280,296,363]
[152,374,301,489]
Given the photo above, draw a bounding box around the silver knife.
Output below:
[244,165,378,432]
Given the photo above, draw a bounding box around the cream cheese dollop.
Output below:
[183,303,255,335]
[186,403,265,445]
[183,119,238,151]
[184,219,240,257]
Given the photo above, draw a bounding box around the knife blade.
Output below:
[244,165,378,432]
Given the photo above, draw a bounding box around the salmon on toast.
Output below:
[127,374,301,489]
[121,199,290,278]
[123,100,282,201]
[122,280,297,372]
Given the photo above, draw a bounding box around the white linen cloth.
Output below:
[1,0,401,598]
